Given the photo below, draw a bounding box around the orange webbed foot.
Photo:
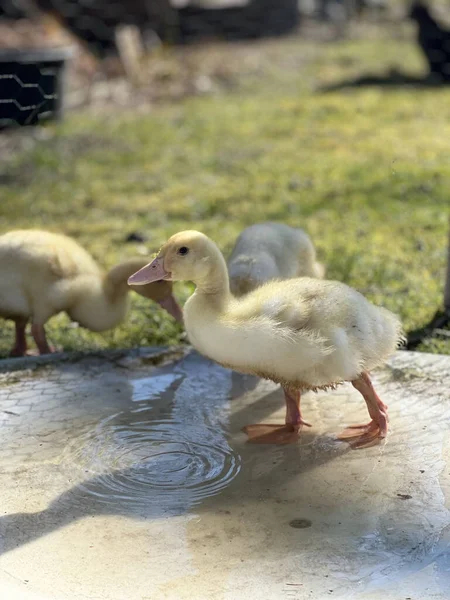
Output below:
[337,420,386,449]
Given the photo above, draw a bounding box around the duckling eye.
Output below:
[178,246,189,256]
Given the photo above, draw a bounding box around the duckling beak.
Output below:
[128,257,169,285]
[157,294,183,323]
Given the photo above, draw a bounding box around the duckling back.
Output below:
[209,277,404,388]
[0,230,100,277]
[0,230,101,322]
[228,222,324,296]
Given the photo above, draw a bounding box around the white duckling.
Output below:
[0,229,182,357]
[228,222,325,296]
[129,230,404,448]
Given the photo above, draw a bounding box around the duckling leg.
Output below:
[31,324,53,355]
[243,387,311,444]
[284,388,312,431]
[338,372,388,449]
[10,318,28,357]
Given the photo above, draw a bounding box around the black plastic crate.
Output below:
[0,47,73,128]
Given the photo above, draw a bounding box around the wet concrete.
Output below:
[0,349,449,600]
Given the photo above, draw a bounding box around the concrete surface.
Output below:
[0,349,449,600]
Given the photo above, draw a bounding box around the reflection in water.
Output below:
[130,373,180,403]
[62,354,241,512]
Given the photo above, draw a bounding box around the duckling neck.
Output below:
[103,258,151,302]
[195,251,231,311]
[70,259,150,332]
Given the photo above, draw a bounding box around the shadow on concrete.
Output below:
[319,69,447,93]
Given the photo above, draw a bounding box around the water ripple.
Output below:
[63,412,241,513]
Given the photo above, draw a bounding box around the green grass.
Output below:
[0,30,449,356]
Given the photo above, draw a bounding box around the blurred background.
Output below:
[0,0,449,356]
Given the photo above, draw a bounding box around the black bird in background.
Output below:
[409,2,450,82]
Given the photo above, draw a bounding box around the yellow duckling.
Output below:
[129,231,404,448]
[0,229,182,357]
[228,222,325,296]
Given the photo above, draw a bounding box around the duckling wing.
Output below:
[229,278,322,332]
[227,277,403,385]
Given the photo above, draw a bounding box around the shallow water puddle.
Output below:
[62,356,241,513]
[0,350,449,599]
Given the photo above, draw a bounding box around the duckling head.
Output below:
[130,280,182,322]
[128,230,223,289]
[129,280,173,302]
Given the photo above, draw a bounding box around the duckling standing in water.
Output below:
[129,230,404,449]
[0,230,182,356]
[228,222,324,296]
